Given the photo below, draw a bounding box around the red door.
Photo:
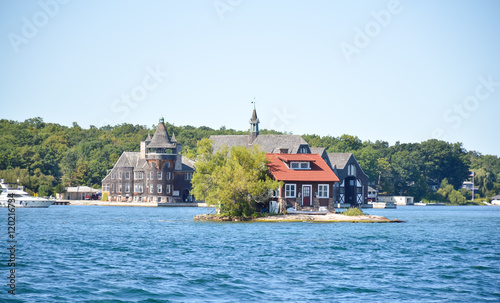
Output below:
[302,185,312,206]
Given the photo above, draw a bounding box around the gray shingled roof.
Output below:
[148,121,176,148]
[250,109,259,123]
[210,134,309,154]
[179,157,195,172]
[113,152,148,170]
[327,153,353,170]
[310,147,326,155]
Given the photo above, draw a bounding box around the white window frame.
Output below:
[125,184,130,193]
[290,162,310,170]
[119,172,122,179]
[158,184,162,193]
[150,172,154,180]
[318,184,329,198]
[166,184,171,194]
[285,184,296,198]
[150,185,154,193]
[125,172,130,180]
[348,164,356,176]
[158,172,162,180]
[185,172,193,180]
[118,184,122,193]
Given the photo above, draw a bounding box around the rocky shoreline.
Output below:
[194,213,404,223]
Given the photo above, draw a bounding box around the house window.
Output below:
[185,172,193,180]
[119,172,123,179]
[318,184,329,198]
[297,145,310,154]
[150,185,154,193]
[158,172,162,180]
[118,184,122,193]
[134,172,143,180]
[125,172,130,179]
[285,184,296,198]
[150,172,154,180]
[290,162,310,170]
[166,184,171,194]
[348,164,356,176]
[269,188,279,197]
[158,184,162,193]
[166,172,171,180]
[134,185,143,193]
[125,184,130,193]
[103,184,109,191]
[111,184,115,193]
[111,173,116,179]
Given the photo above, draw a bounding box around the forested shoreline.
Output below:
[1,117,498,202]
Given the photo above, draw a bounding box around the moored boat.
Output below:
[0,180,54,208]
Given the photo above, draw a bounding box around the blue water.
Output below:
[1,206,499,302]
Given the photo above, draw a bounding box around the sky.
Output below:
[1,0,499,156]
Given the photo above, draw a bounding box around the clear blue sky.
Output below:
[1,0,499,156]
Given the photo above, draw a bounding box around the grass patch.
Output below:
[341,207,366,216]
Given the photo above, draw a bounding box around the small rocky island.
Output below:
[194,213,404,223]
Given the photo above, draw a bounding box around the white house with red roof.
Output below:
[266,153,340,213]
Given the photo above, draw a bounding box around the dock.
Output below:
[52,200,71,205]
[158,202,208,207]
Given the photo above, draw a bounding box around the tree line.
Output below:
[0,118,498,201]
[303,134,500,201]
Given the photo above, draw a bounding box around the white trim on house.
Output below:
[302,184,312,206]
[285,183,296,198]
[318,184,329,198]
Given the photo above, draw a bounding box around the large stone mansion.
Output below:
[101,118,194,203]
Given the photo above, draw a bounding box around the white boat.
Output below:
[0,180,54,208]
[414,202,446,206]
[286,207,328,215]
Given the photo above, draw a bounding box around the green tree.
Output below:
[191,138,281,216]
[38,184,53,197]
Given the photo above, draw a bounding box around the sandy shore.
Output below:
[194,213,404,223]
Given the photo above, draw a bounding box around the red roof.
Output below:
[266,153,340,182]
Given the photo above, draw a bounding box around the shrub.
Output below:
[341,207,366,216]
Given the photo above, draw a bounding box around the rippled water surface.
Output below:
[1,205,499,302]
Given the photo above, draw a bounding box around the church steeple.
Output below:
[249,100,259,144]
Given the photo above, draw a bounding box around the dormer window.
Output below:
[290,161,310,170]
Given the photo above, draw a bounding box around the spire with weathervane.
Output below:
[249,98,260,144]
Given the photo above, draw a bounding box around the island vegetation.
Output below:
[0,117,499,204]
[191,138,281,217]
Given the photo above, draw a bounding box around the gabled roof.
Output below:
[148,120,176,148]
[310,147,326,156]
[266,153,339,182]
[210,134,309,154]
[276,154,316,162]
[113,152,148,170]
[327,153,353,170]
